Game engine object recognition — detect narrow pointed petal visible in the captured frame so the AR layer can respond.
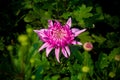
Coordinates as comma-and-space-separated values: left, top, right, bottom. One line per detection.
71, 28, 80, 33
55, 48, 60, 62
66, 18, 71, 27
34, 29, 47, 33
77, 42, 82, 45
33, 30, 40, 33
39, 43, 49, 51
65, 46, 70, 56
48, 20, 53, 27
34, 29, 47, 37
72, 28, 86, 37
72, 41, 82, 45
62, 47, 68, 58
46, 46, 53, 57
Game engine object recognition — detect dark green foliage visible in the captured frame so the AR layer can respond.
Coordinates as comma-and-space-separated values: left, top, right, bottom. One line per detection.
0, 0, 120, 80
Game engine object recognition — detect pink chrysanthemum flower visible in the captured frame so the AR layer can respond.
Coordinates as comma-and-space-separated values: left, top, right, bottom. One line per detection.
34, 18, 86, 62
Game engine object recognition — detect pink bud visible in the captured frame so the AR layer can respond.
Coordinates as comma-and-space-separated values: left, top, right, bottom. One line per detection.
83, 42, 93, 51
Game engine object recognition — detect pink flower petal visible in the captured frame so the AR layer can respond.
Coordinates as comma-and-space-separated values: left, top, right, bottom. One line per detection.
55, 48, 60, 62
62, 47, 68, 58
72, 28, 86, 37
38, 43, 49, 51
54, 20, 61, 27
66, 18, 71, 27
77, 42, 82, 45
72, 41, 82, 45
65, 46, 70, 56
34, 29, 47, 37
48, 20, 53, 27
34, 29, 47, 33
33, 30, 40, 33
71, 28, 80, 33
46, 46, 53, 57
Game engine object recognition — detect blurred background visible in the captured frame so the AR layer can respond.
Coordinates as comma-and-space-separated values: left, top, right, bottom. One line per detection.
0, 0, 120, 80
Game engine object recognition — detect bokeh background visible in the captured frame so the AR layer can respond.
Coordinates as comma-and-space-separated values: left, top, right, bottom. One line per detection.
0, 0, 120, 80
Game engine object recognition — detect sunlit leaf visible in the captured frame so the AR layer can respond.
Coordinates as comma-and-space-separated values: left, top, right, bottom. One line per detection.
78, 32, 95, 43
96, 53, 109, 69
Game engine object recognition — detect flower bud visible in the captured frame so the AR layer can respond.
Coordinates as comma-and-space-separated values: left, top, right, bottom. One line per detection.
7, 45, 13, 51
115, 54, 120, 61
109, 72, 115, 78
18, 34, 28, 42
82, 66, 90, 73
18, 34, 28, 46
26, 27, 33, 34
83, 42, 93, 51
31, 75, 35, 80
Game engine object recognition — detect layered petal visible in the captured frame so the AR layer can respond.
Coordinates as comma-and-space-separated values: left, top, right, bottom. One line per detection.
54, 20, 61, 27
66, 18, 71, 27
46, 46, 53, 57
65, 46, 70, 56
34, 29, 46, 34
72, 28, 86, 37
39, 43, 49, 51
48, 20, 53, 28
62, 47, 68, 58
71, 40, 82, 45
34, 29, 47, 38
71, 28, 80, 33
55, 48, 60, 62
33, 30, 40, 33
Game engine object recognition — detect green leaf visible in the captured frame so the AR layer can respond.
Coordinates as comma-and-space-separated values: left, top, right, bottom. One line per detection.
35, 66, 43, 80
82, 51, 94, 76
73, 4, 93, 27
108, 47, 120, 62
95, 7, 104, 20
62, 77, 70, 80
22, 1, 33, 9
78, 19, 85, 27
77, 73, 83, 80
74, 4, 93, 19
82, 51, 93, 66
78, 32, 95, 43
51, 75, 60, 80
24, 15, 33, 22
97, 53, 109, 69
13, 58, 21, 72
70, 45, 83, 63
61, 12, 71, 19
33, 0, 41, 3
24, 11, 36, 22
92, 34, 106, 44
71, 75, 78, 80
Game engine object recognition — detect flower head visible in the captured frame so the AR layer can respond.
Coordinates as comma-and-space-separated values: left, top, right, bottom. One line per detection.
34, 18, 86, 62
